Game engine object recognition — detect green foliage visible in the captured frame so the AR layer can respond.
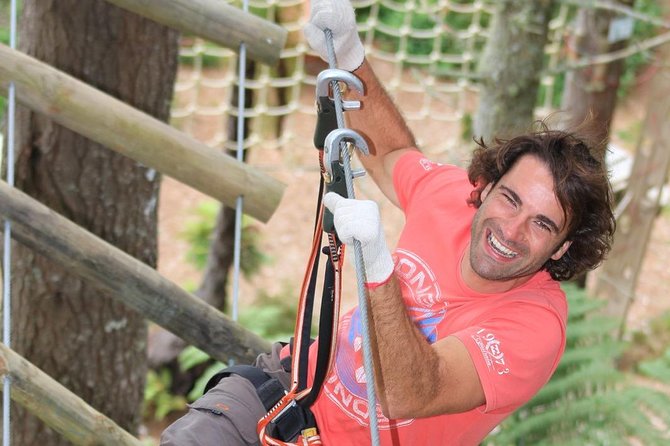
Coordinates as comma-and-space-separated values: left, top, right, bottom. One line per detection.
634, 311, 670, 383
181, 200, 270, 276
143, 369, 187, 421
484, 284, 670, 445
639, 347, 670, 383
238, 283, 302, 342
178, 346, 226, 402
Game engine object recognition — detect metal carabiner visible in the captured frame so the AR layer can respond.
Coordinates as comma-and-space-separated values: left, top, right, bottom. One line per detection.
322, 128, 369, 233
313, 69, 365, 149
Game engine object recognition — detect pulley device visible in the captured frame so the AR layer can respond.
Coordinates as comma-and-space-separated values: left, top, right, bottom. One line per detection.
257, 29, 381, 446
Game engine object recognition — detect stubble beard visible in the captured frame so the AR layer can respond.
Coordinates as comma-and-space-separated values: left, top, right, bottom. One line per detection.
469, 215, 544, 283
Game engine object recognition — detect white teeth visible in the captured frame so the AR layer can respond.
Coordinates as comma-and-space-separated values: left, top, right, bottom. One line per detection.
488, 233, 517, 258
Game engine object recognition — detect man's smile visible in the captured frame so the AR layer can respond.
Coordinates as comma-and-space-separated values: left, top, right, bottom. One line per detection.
486, 228, 519, 259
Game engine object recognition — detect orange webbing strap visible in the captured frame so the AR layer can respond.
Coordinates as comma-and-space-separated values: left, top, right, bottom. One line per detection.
257, 151, 344, 446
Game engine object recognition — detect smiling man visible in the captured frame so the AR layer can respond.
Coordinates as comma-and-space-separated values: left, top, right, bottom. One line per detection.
296, 0, 616, 442
160, 0, 616, 444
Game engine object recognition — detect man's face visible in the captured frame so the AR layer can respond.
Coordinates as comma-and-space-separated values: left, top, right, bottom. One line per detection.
466, 154, 572, 290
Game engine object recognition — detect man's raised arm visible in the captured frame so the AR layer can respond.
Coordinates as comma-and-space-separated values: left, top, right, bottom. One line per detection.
304, 0, 419, 206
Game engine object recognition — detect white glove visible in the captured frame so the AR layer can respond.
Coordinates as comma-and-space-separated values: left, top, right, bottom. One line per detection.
323, 192, 394, 285
303, 0, 365, 72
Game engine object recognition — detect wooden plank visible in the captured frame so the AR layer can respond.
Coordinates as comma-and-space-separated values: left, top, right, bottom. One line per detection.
0, 181, 272, 364
0, 44, 285, 223
0, 343, 142, 446
105, 0, 287, 65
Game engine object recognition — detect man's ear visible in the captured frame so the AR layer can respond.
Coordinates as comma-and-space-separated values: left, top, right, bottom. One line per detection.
551, 240, 572, 261
480, 182, 494, 201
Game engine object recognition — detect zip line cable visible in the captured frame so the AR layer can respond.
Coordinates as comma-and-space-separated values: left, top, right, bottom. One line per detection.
3, 1, 18, 444
323, 28, 381, 446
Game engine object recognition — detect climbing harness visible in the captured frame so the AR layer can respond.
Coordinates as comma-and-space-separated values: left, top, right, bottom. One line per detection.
256, 28, 381, 446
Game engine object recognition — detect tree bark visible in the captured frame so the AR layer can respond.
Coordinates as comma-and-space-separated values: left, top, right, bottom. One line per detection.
560, 1, 634, 289
474, 0, 554, 142
10, 1, 178, 444
560, 1, 635, 158
594, 42, 670, 335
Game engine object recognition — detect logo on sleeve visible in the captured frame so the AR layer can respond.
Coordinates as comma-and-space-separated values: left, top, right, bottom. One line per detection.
472, 328, 510, 376
419, 158, 443, 171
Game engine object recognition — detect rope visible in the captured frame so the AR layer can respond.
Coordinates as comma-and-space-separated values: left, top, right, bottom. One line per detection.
323, 28, 381, 446
230, 0, 250, 367
3, 1, 18, 444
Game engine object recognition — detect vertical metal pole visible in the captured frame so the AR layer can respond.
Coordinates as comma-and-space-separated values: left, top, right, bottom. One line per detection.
3, 1, 18, 444
230, 0, 249, 366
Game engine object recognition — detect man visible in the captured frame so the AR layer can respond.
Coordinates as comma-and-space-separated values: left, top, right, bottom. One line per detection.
161, 0, 616, 444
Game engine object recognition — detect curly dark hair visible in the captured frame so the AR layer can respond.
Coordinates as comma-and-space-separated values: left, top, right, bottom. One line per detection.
466, 125, 616, 281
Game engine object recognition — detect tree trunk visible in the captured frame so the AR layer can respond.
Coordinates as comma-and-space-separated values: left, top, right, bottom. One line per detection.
594, 42, 670, 335
560, 1, 635, 157
10, 1, 178, 444
560, 1, 634, 288
474, 0, 554, 142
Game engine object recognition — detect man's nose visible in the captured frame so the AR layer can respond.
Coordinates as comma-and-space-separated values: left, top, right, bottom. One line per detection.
501, 216, 526, 243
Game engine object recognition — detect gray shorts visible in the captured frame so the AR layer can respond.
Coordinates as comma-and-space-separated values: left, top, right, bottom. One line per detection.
160, 343, 292, 446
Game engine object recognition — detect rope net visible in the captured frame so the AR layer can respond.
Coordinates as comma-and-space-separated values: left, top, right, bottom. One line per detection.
170, 0, 662, 167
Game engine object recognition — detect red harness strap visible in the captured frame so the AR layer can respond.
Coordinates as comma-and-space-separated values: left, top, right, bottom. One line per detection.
257, 151, 345, 446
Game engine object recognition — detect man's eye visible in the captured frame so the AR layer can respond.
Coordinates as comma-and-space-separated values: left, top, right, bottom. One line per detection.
503, 194, 515, 206
536, 221, 551, 232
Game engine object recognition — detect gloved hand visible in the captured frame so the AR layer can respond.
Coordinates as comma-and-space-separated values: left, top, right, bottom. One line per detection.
323, 192, 394, 286
303, 0, 365, 72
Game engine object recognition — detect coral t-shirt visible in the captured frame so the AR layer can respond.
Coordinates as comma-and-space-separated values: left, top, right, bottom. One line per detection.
309, 151, 567, 445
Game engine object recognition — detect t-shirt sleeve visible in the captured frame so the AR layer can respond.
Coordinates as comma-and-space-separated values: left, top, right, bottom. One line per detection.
452, 300, 566, 413
392, 150, 466, 212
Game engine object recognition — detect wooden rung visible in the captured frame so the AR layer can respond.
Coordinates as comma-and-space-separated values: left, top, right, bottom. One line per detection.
105, 0, 287, 66
0, 44, 286, 223
0, 343, 143, 446
0, 181, 271, 365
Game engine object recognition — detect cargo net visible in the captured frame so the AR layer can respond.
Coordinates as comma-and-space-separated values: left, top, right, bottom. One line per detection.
170, 0, 665, 168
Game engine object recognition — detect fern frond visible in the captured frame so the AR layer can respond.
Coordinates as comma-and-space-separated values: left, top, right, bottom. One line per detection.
565, 316, 619, 344
625, 386, 670, 438
489, 391, 624, 445
565, 293, 606, 320
638, 348, 670, 383
527, 362, 623, 409
555, 340, 626, 374
615, 405, 669, 446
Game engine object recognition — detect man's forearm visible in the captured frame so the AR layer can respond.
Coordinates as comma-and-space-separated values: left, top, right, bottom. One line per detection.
366, 276, 442, 419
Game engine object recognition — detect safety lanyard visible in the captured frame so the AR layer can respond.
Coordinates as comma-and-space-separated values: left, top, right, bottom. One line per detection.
258, 28, 380, 446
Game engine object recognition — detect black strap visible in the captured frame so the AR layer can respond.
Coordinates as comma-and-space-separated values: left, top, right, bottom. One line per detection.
204, 364, 271, 395
297, 251, 320, 392
300, 249, 338, 408
267, 399, 318, 442
313, 96, 338, 150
